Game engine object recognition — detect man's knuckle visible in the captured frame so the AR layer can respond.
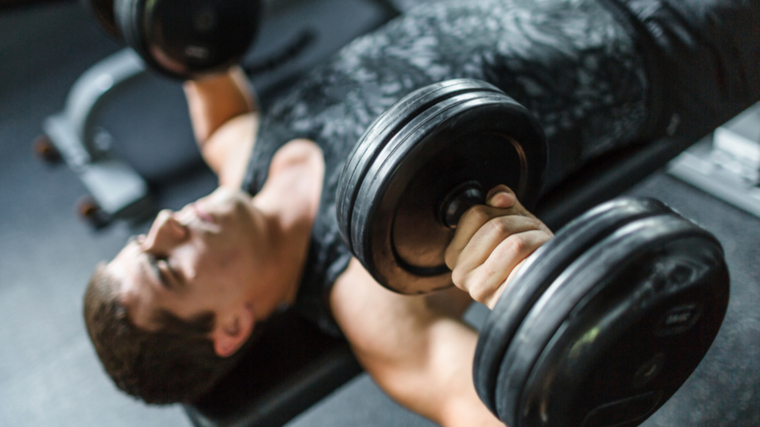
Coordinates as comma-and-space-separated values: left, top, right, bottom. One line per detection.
527, 217, 546, 230
468, 275, 496, 303
487, 217, 511, 235
504, 234, 529, 255
469, 284, 488, 303
466, 205, 490, 223
451, 266, 465, 286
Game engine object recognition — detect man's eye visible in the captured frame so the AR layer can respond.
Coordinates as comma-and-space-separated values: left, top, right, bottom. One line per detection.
157, 258, 181, 288
147, 254, 173, 289
157, 258, 172, 274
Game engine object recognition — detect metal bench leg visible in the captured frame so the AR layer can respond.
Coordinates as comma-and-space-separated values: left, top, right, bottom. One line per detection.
40, 48, 153, 226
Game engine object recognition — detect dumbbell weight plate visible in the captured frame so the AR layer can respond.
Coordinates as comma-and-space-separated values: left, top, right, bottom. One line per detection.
337, 79, 507, 256
115, 0, 262, 80
473, 197, 674, 415
339, 80, 547, 294
495, 212, 729, 427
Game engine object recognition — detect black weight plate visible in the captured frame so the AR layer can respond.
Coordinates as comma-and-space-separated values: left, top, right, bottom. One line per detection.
495, 214, 729, 427
474, 197, 672, 415
116, 0, 261, 80
146, 0, 261, 77
352, 89, 547, 294
337, 79, 505, 255
350, 90, 509, 271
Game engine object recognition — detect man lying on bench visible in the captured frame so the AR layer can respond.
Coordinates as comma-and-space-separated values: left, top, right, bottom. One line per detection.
83, 0, 759, 426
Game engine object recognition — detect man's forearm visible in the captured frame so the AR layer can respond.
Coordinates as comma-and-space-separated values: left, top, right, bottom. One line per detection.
182, 66, 259, 185
183, 66, 258, 146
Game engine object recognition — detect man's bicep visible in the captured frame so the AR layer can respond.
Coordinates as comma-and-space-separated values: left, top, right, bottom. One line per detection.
330, 258, 504, 427
331, 258, 442, 365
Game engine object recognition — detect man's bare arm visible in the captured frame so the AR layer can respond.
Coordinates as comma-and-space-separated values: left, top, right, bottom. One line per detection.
182, 66, 260, 187
330, 258, 505, 427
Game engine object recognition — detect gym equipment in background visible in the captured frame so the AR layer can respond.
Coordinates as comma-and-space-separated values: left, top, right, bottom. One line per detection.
337, 79, 730, 427
669, 102, 760, 218
34, 0, 401, 228
34, 48, 151, 227
33, 0, 263, 227
34, 0, 262, 226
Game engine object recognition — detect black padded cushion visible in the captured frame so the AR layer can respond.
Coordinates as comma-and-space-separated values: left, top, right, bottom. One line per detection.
185, 309, 362, 427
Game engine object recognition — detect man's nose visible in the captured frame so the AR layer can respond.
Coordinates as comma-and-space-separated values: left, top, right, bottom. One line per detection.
142, 210, 189, 253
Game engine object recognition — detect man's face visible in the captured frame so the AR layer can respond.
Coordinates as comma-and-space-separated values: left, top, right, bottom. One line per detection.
107, 187, 263, 332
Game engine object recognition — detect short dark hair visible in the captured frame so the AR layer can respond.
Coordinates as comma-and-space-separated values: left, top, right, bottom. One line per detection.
83, 263, 242, 404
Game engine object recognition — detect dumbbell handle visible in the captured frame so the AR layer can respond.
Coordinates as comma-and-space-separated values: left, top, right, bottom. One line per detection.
438, 181, 486, 229
441, 182, 555, 310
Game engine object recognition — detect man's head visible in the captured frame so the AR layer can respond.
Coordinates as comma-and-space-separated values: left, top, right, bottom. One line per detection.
83, 187, 289, 403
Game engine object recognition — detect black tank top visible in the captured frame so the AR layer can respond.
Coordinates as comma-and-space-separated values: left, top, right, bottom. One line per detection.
242, 0, 759, 336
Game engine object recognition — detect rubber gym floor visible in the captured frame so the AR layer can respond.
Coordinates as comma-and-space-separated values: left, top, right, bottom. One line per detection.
0, 2, 757, 427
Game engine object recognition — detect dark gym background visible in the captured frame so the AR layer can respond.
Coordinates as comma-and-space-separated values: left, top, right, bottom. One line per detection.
0, 1, 757, 426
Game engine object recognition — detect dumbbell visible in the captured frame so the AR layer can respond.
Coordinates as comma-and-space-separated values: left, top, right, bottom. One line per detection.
336, 79, 730, 427
83, 0, 262, 79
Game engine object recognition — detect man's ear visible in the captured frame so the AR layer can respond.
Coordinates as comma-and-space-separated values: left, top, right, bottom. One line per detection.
211, 304, 255, 358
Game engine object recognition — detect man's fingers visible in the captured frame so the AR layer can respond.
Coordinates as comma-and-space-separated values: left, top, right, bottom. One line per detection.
443, 184, 555, 306
486, 185, 517, 209
452, 229, 550, 308
445, 190, 545, 271
445, 204, 515, 270
447, 214, 546, 275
